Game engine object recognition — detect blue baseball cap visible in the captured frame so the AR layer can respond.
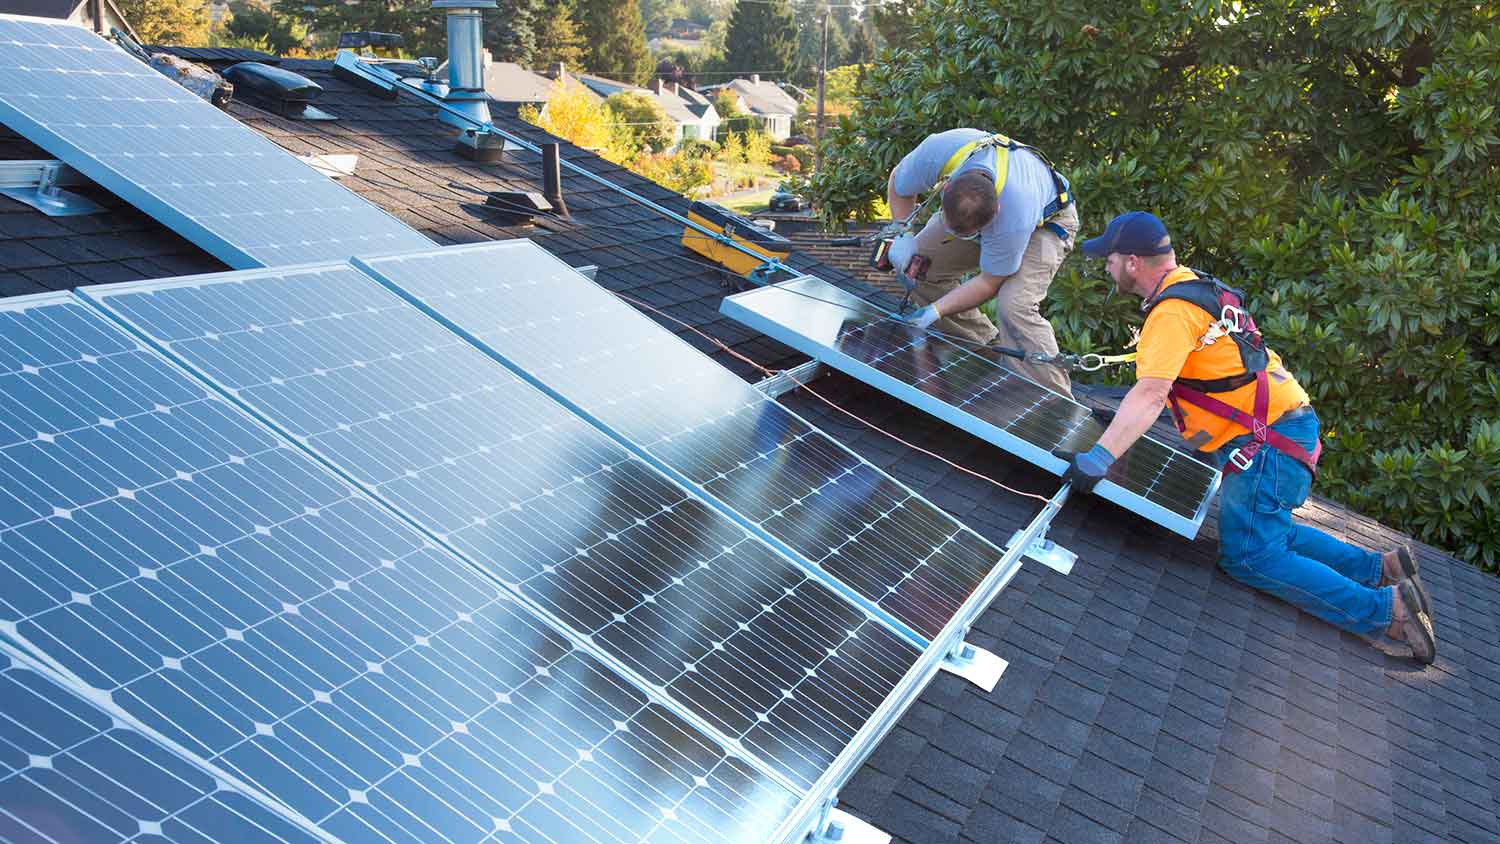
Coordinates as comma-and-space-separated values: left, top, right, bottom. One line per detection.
1081, 211, 1172, 258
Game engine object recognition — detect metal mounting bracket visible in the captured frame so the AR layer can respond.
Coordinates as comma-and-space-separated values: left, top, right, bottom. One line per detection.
806, 807, 890, 844
939, 639, 1008, 692
1008, 530, 1076, 575
0, 160, 103, 216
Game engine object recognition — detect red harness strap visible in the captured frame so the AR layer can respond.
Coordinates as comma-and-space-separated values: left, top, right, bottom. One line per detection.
1168, 369, 1322, 477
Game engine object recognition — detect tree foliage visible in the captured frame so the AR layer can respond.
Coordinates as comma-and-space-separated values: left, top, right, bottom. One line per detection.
487, 0, 542, 64
532, 0, 586, 70
121, 0, 211, 45
605, 91, 675, 152
577, 0, 655, 83
724, 0, 796, 80
224, 0, 304, 55
519, 81, 635, 163
276, 0, 441, 57
814, 0, 1500, 568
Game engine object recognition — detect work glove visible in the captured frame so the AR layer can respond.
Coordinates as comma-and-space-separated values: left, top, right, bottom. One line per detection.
887, 233, 918, 274
1051, 443, 1115, 494
905, 304, 941, 330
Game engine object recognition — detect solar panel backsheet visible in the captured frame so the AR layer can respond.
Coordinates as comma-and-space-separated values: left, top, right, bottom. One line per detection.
0, 648, 322, 844
0, 14, 431, 269
720, 276, 1220, 538
353, 241, 1010, 643
87, 264, 921, 791
0, 293, 800, 843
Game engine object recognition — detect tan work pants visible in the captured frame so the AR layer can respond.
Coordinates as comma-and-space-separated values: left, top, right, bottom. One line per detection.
910, 202, 1078, 397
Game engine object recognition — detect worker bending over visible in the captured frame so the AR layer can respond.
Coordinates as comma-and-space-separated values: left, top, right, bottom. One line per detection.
1058, 212, 1436, 664
886, 128, 1078, 396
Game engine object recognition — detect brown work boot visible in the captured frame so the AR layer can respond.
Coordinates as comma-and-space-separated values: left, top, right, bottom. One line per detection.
1387, 580, 1436, 666
1381, 544, 1431, 619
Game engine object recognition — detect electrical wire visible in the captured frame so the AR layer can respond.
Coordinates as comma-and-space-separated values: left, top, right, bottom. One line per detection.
611, 290, 1052, 504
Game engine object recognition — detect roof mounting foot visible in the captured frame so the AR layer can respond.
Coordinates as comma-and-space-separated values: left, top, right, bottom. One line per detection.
939, 639, 1007, 692
1008, 530, 1076, 575
454, 127, 514, 162
0, 161, 103, 217
807, 807, 890, 844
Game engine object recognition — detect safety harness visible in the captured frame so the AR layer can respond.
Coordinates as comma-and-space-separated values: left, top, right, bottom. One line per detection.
937, 133, 1073, 237
1142, 271, 1322, 477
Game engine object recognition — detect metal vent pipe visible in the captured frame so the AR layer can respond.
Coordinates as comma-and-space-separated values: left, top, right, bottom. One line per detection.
432, 1, 494, 128
542, 143, 568, 216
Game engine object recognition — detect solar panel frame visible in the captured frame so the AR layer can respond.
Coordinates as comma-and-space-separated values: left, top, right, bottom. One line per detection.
0, 290, 811, 844
720, 276, 1222, 539
350, 241, 1020, 645
80, 263, 940, 795
0, 14, 432, 269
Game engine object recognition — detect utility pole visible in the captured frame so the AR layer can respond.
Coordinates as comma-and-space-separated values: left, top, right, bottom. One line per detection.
814, 8, 828, 173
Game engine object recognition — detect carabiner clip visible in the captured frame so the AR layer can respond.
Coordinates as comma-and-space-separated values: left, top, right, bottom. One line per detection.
1074, 353, 1107, 372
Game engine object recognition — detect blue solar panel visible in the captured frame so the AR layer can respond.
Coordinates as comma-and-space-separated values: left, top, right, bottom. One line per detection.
0, 15, 431, 268
353, 242, 1010, 642
0, 647, 323, 844
720, 277, 1221, 539
86, 264, 922, 791
0, 293, 802, 843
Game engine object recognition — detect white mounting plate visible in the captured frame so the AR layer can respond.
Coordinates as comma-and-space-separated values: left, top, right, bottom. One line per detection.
939, 644, 1008, 692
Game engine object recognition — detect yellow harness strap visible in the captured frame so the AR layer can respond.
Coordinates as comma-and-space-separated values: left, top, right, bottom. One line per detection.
937, 132, 1071, 208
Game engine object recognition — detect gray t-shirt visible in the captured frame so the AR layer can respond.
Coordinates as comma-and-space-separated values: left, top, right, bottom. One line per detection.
890, 128, 1058, 277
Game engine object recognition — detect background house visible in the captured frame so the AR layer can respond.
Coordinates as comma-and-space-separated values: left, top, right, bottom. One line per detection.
575, 71, 718, 149
707, 74, 799, 141
0, 0, 137, 38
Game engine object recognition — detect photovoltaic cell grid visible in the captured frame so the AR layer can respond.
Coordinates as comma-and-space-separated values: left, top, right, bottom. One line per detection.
720, 276, 1221, 538
88, 265, 920, 791
1, 651, 321, 844
0, 295, 800, 844
0, 15, 431, 269
355, 242, 1008, 642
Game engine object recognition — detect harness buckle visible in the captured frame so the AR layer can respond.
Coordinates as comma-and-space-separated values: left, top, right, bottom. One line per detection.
1227, 447, 1256, 473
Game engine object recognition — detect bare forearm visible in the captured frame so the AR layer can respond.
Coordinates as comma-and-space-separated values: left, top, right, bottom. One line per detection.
886, 172, 915, 223
933, 273, 1003, 317
1098, 379, 1171, 457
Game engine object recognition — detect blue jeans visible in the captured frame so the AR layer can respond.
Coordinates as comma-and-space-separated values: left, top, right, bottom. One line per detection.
1213, 410, 1391, 636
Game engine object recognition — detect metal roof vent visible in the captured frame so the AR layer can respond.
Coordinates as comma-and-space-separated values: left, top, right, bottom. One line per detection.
433, 0, 505, 161
484, 190, 552, 225
223, 62, 336, 120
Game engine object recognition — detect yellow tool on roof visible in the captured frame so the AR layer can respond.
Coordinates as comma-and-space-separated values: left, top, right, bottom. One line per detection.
682, 200, 792, 277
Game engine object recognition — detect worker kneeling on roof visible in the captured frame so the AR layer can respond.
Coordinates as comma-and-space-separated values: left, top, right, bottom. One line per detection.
886, 128, 1078, 397
1057, 211, 1438, 665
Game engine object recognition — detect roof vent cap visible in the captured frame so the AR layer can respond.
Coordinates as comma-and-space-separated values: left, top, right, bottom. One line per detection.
223, 62, 335, 120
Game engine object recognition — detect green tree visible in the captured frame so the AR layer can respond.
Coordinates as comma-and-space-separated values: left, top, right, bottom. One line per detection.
869, 0, 921, 51
487, 0, 542, 64
639, 0, 686, 37
532, 0, 586, 70
121, 0, 211, 45
723, 0, 796, 80
605, 91, 675, 152
224, 0, 304, 54
276, 0, 441, 57
577, 0, 655, 83
815, 0, 1500, 568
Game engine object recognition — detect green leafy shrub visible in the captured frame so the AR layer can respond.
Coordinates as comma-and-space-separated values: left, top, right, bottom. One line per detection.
814, 0, 1500, 569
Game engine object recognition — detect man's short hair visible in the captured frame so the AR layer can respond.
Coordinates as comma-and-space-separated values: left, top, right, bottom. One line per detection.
941, 170, 998, 234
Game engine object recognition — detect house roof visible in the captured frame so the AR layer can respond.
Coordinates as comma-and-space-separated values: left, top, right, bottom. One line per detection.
1, 53, 1496, 844
724, 76, 799, 116
574, 72, 704, 127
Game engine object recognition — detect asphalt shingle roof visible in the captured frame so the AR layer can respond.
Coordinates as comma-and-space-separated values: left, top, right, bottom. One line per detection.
2, 53, 1497, 844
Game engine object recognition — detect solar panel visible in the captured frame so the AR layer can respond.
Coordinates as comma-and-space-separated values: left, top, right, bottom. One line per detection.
352, 241, 1013, 643
0, 646, 323, 844
720, 276, 1221, 538
86, 264, 922, 791
0, 293, 803, 843
0, 15, 431, 269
